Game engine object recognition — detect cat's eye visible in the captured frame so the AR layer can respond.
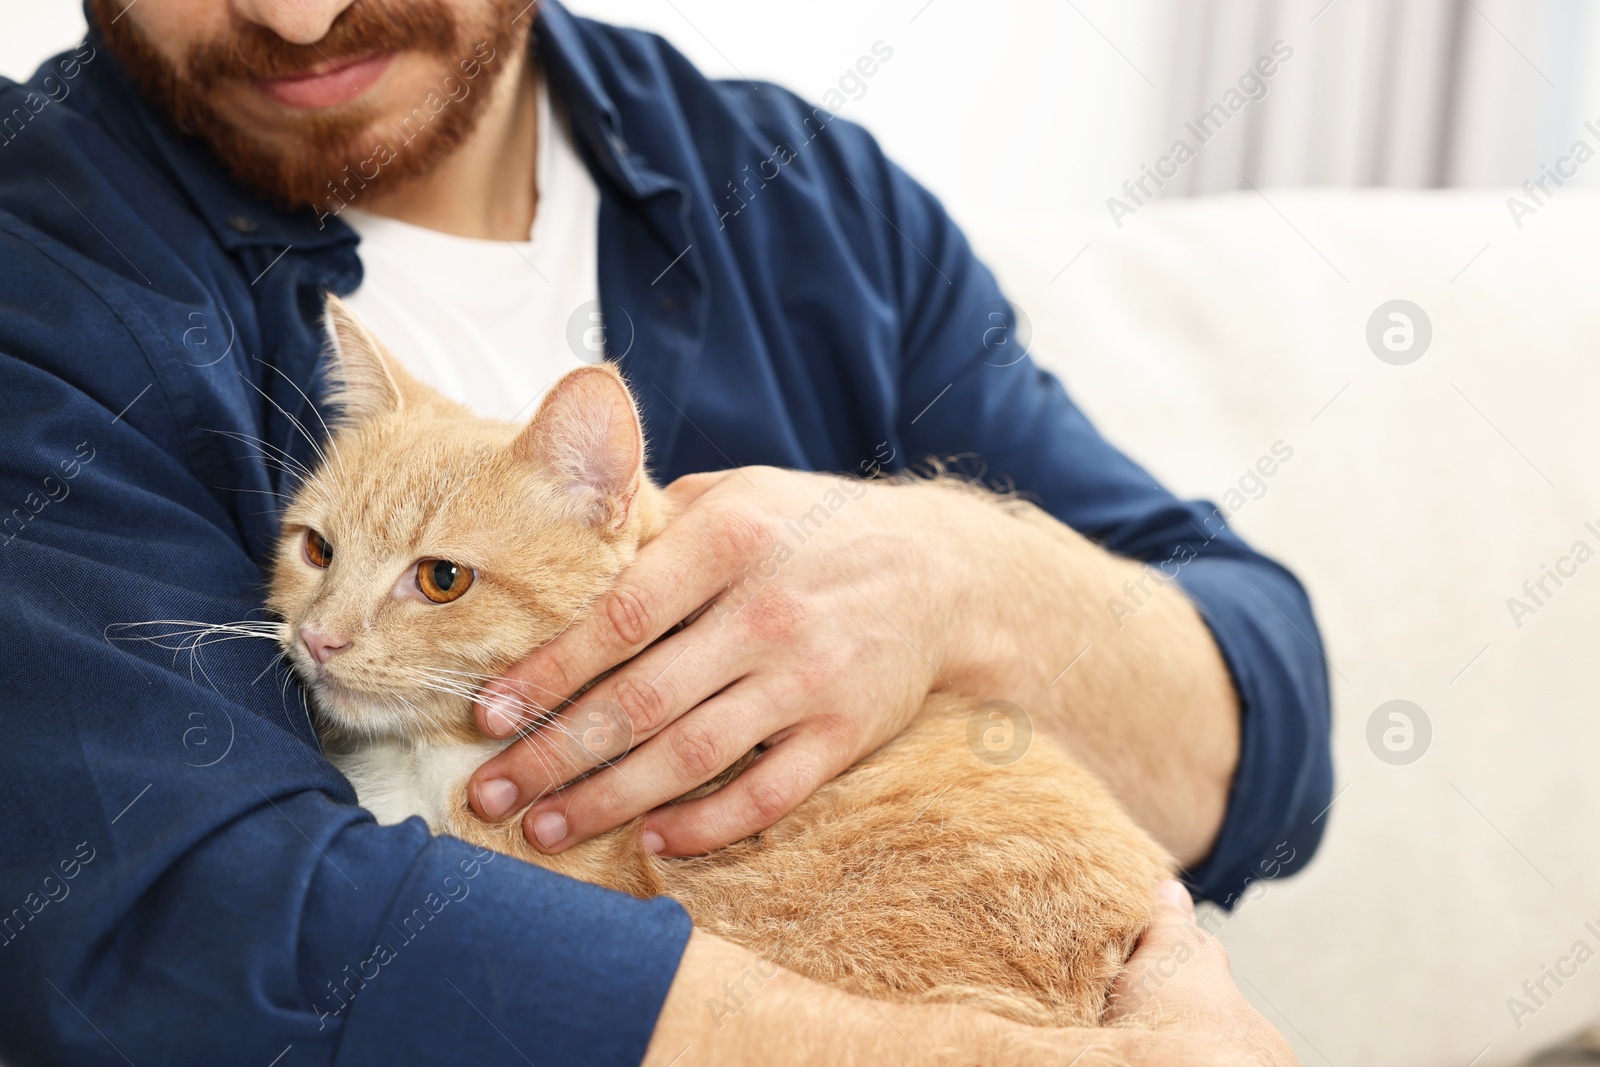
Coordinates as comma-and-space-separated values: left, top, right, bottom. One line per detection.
416, 559, 474, 603
304, 530, 333, 568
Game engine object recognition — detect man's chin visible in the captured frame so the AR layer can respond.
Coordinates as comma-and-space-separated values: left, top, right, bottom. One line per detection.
186, 107, 379, 212
92, 0, 524, 213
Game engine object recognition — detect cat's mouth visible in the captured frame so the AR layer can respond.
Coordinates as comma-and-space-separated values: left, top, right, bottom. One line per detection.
308, 675, 394, 719
299, 671, 473, 748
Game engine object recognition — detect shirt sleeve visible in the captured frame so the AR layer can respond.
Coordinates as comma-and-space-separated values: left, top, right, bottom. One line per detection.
838, 136, 1334, 906
0, 239, 690, 1066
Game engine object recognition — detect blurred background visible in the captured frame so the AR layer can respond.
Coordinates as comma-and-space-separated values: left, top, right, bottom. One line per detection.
6, 3, 1599, 1067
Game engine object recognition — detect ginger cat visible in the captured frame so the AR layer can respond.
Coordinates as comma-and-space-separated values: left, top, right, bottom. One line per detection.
267, 296, 1174, 1027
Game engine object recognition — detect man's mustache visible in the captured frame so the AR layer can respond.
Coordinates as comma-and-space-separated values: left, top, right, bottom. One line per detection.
185, 1, 464, 85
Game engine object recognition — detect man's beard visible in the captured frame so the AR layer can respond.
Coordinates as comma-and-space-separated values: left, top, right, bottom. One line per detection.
90, 0, 524, 212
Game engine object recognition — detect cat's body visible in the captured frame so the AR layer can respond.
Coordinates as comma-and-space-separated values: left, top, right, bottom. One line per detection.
274, 298, 1173, 1028
328, 695, 1167, 1026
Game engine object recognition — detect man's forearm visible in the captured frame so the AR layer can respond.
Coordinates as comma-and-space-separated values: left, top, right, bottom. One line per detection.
927, 485, 1241, 867
645, 930, 1163, 1067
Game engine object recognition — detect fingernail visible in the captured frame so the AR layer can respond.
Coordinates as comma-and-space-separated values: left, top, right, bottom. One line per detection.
531, 810, 567, 849
641, 829, 665, 854
1157, 879, 1194, 915
482, 690, 525, 738
477, 778, 518, 819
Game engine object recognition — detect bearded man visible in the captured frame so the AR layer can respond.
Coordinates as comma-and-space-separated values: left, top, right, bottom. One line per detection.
0, 2, 1325, 1063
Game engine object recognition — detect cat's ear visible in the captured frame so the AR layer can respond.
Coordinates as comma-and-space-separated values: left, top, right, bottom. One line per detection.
515, 364, 644, 530
322, 293, 408, 425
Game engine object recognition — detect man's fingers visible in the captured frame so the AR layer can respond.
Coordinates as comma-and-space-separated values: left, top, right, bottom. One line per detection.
641, 731, 841, 856
469, 701, 626, 821
1156, 878, 1196, 919
1110, 882, 1298, 1064
473, 499, 767, 737
469, 628, 746, 817
1107, 880, 1231, 1025
517, 682, 780, 852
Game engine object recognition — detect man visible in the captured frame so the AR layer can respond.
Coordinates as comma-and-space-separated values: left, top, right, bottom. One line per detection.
0, 0, 1327, 1062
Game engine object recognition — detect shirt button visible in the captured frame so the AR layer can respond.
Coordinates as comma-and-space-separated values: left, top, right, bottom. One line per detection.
226, 215, 258, 233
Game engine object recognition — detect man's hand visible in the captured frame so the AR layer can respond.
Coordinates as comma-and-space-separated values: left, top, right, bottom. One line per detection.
468, 466, 962, 856
1106, 881, 1298, 1065
468, 459, 1239, 867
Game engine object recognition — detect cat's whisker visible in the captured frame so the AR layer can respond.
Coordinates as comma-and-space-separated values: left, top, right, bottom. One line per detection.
238, 372, 337, 481
408, 680, 480, 703
543, 607, 586, 647
250, 648, 291, 687
208, 428, 315, 485
107, 618, 288, 653
458, 670, 572, 710
106, 619, 290, 700
297, 685, 316, 742
218, 485, 293, 506
392, 671, 624, 778
208, 428, 315, 478
412, 665, 503, 683
407, 666, 534, 702
410, 664, 573, 709
406, 668, 499, 694
254, 356, 348, 480
243, 458, 305, 488
403, 670, 585, 743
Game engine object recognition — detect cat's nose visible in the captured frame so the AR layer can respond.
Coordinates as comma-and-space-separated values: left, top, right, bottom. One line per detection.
300, 625, 351, 666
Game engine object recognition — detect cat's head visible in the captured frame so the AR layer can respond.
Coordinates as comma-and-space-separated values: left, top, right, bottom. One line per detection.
268, 295, 658, 742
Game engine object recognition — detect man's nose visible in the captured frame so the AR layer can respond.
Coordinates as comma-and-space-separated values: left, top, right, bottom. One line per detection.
230, 0, 356, 44
299, 625, 352, 666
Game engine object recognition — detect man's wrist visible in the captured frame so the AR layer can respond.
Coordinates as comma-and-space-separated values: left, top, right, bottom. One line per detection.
900, 480, 1097, 699
896, 479, 1239, 864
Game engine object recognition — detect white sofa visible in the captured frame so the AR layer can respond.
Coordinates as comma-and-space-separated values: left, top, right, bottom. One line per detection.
978, 188, 1600, 1066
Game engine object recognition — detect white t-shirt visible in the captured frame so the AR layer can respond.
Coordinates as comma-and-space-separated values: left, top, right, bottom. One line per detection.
343, 74, 601, 423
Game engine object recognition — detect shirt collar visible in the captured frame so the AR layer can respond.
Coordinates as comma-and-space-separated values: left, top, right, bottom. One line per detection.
535, 1, 682, 201
80, 0, 672, 257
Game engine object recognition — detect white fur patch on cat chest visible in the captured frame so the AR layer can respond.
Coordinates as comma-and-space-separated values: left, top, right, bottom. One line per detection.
332, 737, 506, 831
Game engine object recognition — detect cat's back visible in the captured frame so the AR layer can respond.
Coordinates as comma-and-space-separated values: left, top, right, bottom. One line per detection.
434, 692, 1170, 1026
653, 694, 1174, 1026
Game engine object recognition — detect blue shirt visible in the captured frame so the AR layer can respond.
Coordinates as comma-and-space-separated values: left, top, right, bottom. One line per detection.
0, 4, 1331, 1064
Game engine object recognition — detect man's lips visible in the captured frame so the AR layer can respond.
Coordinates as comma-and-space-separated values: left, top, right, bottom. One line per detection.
255, 52, 395, 109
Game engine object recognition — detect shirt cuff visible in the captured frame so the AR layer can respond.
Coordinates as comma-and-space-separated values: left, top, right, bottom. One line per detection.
1173, 553, 1334, 907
